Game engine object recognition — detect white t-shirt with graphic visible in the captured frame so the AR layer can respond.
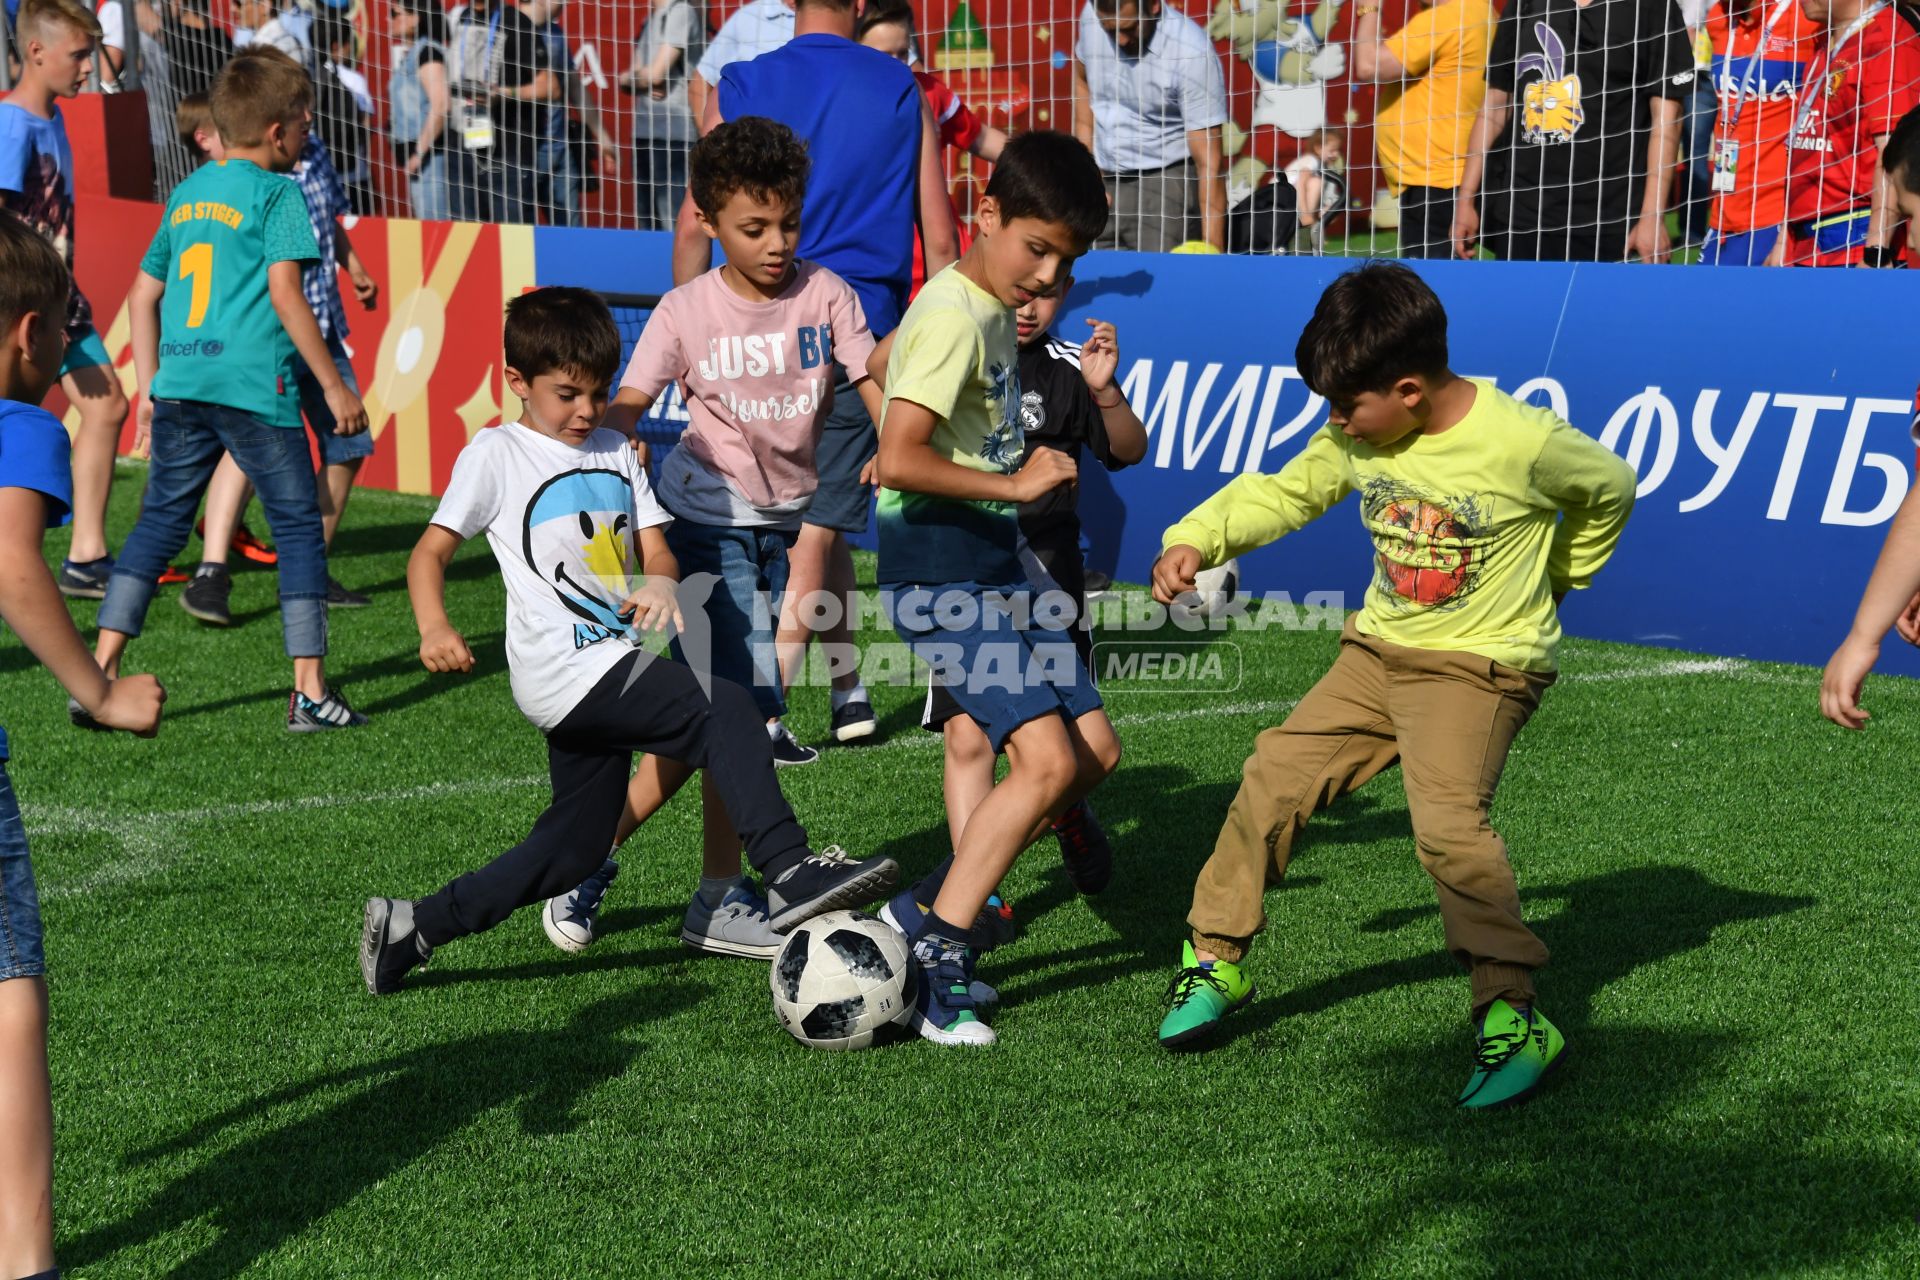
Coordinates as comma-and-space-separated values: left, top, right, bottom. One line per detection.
431, 421, 672, 731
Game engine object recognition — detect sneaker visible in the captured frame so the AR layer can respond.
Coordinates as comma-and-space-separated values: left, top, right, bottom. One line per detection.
764, 845, 898, 932
830, 698, 877, 743
230, 521, 278, 565
1054, 799, 1114, 895
179, 564, 232, 626
67, 696, 108, 732
58, 556, 113, 599
542, 858, 619, 954
360, 897, 431, 994
288, 687, 369, 732
906, 931, 996, 1046
1457, 1000, 1566, 1110
880, 888, 1015, 954
155, 565, 191, 586
769, 720, 818, 767
1083, 568, 1114, 597
326, 576, 371, 608
877, 892, 1001, 1007
1157, 941, 1255, 1049
680, 878, 781, 959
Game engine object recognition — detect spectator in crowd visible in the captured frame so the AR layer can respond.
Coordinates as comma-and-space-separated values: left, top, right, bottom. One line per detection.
620, 0, 704, 230
690, 0, 793, 128
1348, 0, 1494, 258
1073, 0, 1231, 252
448, 0, 556, 224
311, 7, 374, 213
1699, 0, 1819, 265
525, 0, 621, 226
94, 0, 190, 193
1774, 0, 1920, 265
1284, 125, 1344, 234
1453, 0, 1695, 261
678, 0, 959, 755
108, 0, 230, 104
389, 0, 451, 221
1676, 0, 1718, 247
235, 0, 311, 59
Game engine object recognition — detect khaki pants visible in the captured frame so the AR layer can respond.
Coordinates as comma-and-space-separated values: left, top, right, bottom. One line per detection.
1098, 160, 1198, 253
1190, 621, 1554, 1011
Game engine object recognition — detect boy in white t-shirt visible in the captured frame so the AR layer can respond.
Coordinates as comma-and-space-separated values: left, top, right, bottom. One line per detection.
359, 287, 897, 995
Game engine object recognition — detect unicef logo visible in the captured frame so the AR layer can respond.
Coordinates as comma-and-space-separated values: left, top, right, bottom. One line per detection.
201, 340, 224, 356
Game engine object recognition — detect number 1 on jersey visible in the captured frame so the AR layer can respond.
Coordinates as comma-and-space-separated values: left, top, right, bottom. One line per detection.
180, 242, 213, 328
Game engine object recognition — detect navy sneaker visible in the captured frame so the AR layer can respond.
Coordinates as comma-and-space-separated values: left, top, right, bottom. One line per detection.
830, 698, 877, 743
906, 930, 995, 1046
542, 858, 619, 954
1054, 799, 1113, 895
764, 845, 898, 932
58, 556, 113, 600
361, 897, 431, 994
769, 720, 818, 767
878, 890, 1002, 1009
881, 887, 1016, 954
179, 564, 232, 627
288, 688, 369, 732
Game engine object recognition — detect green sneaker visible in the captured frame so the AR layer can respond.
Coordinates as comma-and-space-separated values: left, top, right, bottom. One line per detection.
1157, 941, 1255, 1049
1457, 999, 1566, 1109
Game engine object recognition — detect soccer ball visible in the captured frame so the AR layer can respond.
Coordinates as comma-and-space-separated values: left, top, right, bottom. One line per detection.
1173, 557, 1242, 622
770, 910, 916, 1050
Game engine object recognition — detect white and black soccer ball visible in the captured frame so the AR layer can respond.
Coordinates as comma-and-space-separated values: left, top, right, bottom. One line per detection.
770, 910, 915, 1050
1173, 557, 1242, 622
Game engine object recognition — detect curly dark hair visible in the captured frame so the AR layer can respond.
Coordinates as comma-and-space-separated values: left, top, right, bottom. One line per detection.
689, 116, 811, 221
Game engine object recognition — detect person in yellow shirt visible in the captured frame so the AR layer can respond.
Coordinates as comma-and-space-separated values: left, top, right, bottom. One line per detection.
1151, 263, 1636, 1110
1350, 0, 1495, 257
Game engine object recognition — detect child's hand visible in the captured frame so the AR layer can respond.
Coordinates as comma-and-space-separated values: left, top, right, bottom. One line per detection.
1080, 319, 1120, 394
626, 434, 651, 469
132, 398, 153, 460
92, 674, 166, 738
620, 577, 683, 634
351, 268, 379, 310
420, 625, 475, 673
1151, 545, 1203, 605
1820, 632, 1880, 730
1008, 446, 1076, 502
1894, 589, 1920, 645
328, 384, 369, 436
859, 453, 878, 487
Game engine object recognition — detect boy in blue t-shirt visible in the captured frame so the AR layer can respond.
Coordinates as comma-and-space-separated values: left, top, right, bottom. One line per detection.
0, 215, 165, 1280
81, 48, 372, 733
871, 132, 1120, 1046
0, 0, 134, 602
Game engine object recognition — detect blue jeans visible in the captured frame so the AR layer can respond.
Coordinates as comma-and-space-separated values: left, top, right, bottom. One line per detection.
407, 149, 451, 221
100, 399, 329, 657
666, 519, 794, 721
0, 765, 45, 981
294, 332, 374, 467
535, 135, 580, 226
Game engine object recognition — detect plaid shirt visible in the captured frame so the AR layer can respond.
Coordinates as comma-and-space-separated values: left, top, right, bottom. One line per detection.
293, 134, 350, 341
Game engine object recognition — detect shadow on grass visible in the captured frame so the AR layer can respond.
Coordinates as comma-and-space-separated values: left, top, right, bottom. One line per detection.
158, 635, 507, 722
63, 976, 701, 1278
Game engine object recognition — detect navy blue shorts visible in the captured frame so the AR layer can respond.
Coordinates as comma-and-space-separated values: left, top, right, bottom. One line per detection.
0, 763, 46, 981
887, 582, 1103, 753
803, 365, 875, 534
294, 332, 374, 467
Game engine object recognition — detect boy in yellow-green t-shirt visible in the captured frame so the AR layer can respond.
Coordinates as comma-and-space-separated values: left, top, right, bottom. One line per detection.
1151, 263, 1636, 1109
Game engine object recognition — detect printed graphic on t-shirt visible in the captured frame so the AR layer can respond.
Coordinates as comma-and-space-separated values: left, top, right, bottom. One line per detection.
1361, 476, 1490, 610
693, 323, 836, 422
981, 360, 1023, 470
521, 468, 638, 650
1519, 23, 1586, 143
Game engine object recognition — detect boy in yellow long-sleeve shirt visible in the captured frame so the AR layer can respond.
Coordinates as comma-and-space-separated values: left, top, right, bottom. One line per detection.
1150, 263, 1636, 1109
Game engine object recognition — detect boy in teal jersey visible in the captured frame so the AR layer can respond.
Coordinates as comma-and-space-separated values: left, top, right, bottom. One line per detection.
81, 48, 373, 732
870, 131, 1120, 1047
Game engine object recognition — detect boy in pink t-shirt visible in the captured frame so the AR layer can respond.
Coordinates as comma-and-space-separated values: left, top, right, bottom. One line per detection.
552, 117, 882, 962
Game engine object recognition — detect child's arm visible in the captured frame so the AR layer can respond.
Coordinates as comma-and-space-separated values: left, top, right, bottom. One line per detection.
127, 269, 165, 458
1821, 483, 1920, 729
0, 490, 164, 734
1531, 421, 1638, 599
408, 524, 474, 672
620, 524, 683, 634
336, 221, 378, 310
866, 332, 896, 388
601, 387, 658, 442
268, 260, 368, 435
1078, 318, 1146, 466
877, 398, 1077, 503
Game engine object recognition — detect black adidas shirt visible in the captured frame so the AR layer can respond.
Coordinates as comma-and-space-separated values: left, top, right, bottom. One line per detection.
1017, 336, 1123, 529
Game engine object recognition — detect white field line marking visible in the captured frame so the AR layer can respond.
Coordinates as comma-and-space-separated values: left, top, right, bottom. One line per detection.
27, 655, 1804, 897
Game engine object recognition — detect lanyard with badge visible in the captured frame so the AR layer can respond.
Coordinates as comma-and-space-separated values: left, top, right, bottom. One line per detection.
1709, 0, 1799, 191
1786, 0, 1889, 157
463, 8, 503, 151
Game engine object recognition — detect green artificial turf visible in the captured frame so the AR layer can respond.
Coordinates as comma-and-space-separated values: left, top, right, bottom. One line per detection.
8, 462, 1919, 1278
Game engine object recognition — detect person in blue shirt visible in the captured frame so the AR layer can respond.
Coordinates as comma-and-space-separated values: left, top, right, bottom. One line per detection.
672, 0, 960, 756
0, 213, 164, 1280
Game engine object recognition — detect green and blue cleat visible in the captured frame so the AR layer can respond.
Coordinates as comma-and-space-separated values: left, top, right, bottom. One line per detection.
1157, 940, 1254, 1049
1457, 999, 1566, 1109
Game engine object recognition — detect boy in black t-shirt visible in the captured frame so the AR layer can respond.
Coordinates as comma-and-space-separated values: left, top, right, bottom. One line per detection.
448, 0, 555, 223
1453, 0, 1695, 262
902, 278, 1147, 944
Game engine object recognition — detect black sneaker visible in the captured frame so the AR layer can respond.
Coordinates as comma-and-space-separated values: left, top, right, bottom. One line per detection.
361, 897, 431, 994
1083, 569, 1114, 597
67, 696, 109, 732
288, 687, 370, 732
326, 576, 371, 608
179, 564, 232, 626
830, 698, 877, 743
58, 556, 113, 599
769, 720, 818, 767
1054, 799, 1113, 895
764, 845, 900, 932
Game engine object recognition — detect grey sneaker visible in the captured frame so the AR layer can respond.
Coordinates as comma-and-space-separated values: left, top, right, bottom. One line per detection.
58, 556, 113, 599
543, 858, 619, 953
361, 897, 431, 994
680, 878, 780, 959
179, 564, 232, 626
765, 845, 899, 932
